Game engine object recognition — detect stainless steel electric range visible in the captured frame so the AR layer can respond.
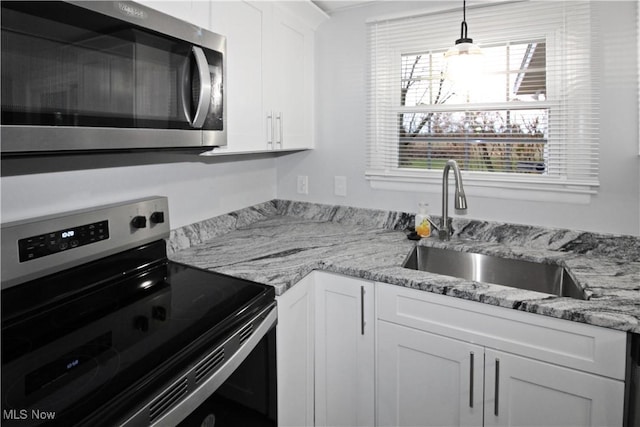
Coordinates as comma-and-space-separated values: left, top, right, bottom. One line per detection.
1, 197, 277, 426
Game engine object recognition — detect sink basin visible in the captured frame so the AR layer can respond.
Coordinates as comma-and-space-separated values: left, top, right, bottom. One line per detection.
403, 246, 587, 300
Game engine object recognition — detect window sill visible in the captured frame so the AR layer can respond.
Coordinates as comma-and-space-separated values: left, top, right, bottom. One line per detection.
366, 170, 598, 204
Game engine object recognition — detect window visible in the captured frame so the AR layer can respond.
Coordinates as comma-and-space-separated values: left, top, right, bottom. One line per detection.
367, 1, 599, 198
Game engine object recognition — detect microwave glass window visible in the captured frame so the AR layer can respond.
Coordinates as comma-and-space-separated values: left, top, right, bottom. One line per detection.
1, 2, 223, 131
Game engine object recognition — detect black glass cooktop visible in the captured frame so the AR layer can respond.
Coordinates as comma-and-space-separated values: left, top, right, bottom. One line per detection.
1, 240, 275, 427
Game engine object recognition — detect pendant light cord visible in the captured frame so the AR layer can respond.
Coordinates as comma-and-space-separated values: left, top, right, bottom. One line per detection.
457, 0, 472, 44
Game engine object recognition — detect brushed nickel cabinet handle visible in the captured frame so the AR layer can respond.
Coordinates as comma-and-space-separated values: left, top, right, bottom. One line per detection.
360, 286, 365, 335
266, 112, 273, 148
494, 358, 500, 416
469, 352, 474, 408
276, 112, 283, 148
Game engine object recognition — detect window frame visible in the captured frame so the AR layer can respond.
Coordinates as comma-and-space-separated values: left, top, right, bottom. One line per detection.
365, 1, 599, 202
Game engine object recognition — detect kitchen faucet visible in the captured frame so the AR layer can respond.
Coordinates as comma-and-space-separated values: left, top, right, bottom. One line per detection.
439, 159, 467, 240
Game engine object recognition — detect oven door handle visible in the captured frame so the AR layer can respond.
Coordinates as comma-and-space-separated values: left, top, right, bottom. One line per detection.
127, 304, 277, 427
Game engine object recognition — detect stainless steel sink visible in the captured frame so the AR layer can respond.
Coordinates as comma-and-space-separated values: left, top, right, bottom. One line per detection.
403, 246, 587, 300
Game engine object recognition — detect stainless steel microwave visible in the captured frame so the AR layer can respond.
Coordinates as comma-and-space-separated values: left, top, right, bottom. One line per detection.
1, 1, 226, 154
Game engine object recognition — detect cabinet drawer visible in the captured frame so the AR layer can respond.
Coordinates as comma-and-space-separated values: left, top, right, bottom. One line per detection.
376, 282, 626, 380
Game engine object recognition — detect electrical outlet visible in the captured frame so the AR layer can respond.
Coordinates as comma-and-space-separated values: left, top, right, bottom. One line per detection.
334, 176, 347, 197
297, 175, 309, 195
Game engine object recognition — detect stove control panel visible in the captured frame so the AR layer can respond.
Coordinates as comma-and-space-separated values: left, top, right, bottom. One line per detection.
18, 220, 109, 262
2, 196, 170, 290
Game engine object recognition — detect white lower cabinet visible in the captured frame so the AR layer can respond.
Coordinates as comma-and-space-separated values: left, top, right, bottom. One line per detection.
278, 277, 626, 427
276, 273, 315, 427
377, 321, 483, 427
484, 349, 625, 427
376, 282, 626, 427
314, 272, 375, 427
276, 272, 375, 427
378, 320, 624, 427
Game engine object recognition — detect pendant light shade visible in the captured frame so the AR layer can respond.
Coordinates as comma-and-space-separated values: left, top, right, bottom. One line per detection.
444, 0, 483, 87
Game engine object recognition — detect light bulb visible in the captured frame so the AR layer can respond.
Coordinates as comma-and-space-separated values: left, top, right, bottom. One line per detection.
444, 42, 484, 90
444, 1, 483, 91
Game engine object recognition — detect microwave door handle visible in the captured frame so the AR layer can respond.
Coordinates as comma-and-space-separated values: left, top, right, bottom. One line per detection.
179, 56, 191, 125
190, 46, 212, 128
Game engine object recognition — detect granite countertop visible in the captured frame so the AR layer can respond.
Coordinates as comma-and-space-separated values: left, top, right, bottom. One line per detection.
169, 200, 640, 334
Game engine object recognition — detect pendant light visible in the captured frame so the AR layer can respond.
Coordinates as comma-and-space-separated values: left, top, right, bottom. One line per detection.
444, 0, 483, 88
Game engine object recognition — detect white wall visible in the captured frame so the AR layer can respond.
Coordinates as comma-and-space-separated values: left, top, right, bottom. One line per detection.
276, 0, 640, 236
1, 156, 278, 229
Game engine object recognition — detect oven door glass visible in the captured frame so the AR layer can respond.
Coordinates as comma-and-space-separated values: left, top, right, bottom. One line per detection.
1, 1, 223, 131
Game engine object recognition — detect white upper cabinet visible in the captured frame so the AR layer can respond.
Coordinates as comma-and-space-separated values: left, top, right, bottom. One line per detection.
269, 5, 315, 151
210, 1, 271, 152
209, 1, 326, 153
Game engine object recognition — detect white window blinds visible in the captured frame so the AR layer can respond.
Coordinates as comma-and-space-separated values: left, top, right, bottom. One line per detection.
366, 1, 599, 194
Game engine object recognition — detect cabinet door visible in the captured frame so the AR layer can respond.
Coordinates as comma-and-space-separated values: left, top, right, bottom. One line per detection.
484, 349, 624, 427
377, 321, 484, 427
270, 6, 314, 150
315, 274, 375, 427
276, 273, 314, 427
210, 1, 271, 152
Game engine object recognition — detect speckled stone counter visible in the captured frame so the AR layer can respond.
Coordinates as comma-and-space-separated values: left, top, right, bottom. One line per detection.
169, 200, 640, 334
